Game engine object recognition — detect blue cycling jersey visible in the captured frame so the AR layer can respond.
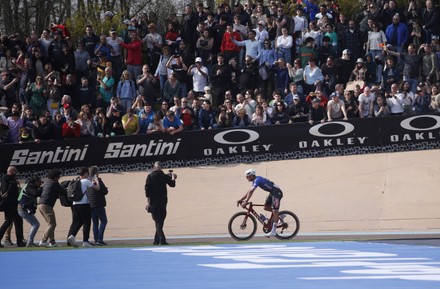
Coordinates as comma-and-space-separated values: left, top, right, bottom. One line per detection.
252, 176, 281, 194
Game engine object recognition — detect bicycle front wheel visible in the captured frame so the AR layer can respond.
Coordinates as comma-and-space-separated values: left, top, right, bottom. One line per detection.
275, 210, 300, 240
228, 212, 257, 241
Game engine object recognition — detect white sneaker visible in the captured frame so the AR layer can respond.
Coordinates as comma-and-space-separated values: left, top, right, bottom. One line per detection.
48, 243, 58, 248
82, 241, 94, 247
264, 230, 277, 238
67, 235, 78, 247
39, 240, 48, 247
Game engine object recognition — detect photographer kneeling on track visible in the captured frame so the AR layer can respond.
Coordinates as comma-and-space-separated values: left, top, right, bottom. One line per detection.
145, 161, 176, 245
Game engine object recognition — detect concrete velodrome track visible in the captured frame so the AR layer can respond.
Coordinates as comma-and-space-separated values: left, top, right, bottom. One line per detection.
14, 148, 440, 243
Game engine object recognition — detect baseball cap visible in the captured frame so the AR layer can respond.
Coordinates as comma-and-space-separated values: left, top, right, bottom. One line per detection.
110, 28, 116, 33
204, 86, 211, 91
258, 20, 265, 26
432, 35, 439, 40
356, 58, 364, 63
195, 57, 202, 63
63, 104, 70, 109
343, 49, 352, 55
312, 98, 320, 103
123, 19, 131, 25
293, 95, 300, 100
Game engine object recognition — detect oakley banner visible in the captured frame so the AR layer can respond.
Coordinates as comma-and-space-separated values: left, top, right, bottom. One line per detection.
1, 114, 439, 174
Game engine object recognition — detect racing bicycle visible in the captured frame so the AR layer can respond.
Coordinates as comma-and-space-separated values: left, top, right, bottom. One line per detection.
228, 202, 300, 241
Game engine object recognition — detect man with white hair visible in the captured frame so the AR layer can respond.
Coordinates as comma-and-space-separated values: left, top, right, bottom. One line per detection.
145, 162, 177, 245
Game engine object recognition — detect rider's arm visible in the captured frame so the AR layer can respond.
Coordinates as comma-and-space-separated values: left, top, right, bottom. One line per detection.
239, 187, 256, 204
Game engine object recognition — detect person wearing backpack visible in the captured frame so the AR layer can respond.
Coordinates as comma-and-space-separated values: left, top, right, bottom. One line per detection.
0, 166, 25, 248
17, 177, 43, 247
86, 166, 109, 246
37, 168, 65, 247
67, 167, 100, 248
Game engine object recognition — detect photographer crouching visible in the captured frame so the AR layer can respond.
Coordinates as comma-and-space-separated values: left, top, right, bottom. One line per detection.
144, 161, 176, 245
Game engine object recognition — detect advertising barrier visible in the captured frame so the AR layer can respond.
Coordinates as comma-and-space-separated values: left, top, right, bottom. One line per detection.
1, 114, 440, 176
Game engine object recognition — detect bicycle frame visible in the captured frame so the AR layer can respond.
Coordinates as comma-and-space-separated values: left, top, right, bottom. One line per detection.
243, 202, 272, 228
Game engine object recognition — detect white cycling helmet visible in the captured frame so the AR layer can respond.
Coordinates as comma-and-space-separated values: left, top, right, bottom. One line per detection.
245, 169, 256, 177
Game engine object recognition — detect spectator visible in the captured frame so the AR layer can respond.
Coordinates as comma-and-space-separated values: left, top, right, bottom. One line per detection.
163, 73, 181, 103
341, 20, 364, 61
233, 107, 251, 127
67, 167, 100, 248
147, 113, 165, 134
221, 23, 242, 62
259, 40, 277, 97
75, 111, 94, 137
254, 20, 269, 45
6, 110, 23, 143
97, 67, 115, 108
419, 43, 438, 85
308, 98, 326, 124
350, 58, 368, 82
273, 58, 290, 96
94, 107, 111, 138
37, 168, 65, 247
81, 25, 100, 58
26, 75, 46, 117
62, 118, 81, 138
271, 100, 289, 124
87, 166, 109, 246
32, 113, 55, 143
240, 55, 259, 93
0, 72, 19, 109
144, 161, 177, 245
61, 102, 77, 122
299, 37, 318, 68
413, 82, 431, 114
276, 27, 293, 64
155, 46, 172, 97
137, 64, 158, 106
187, 57, 208, 96
137, 101, 155, 134
196, 29, 214, 67
198, 99, 216, 130
251, 104, 270, 126
121, 108, 140, 135
358, 86, 376, 118
119, 30, 143, 82
285, 82, 304, 106
0, 166, 25, 247
232, 30, 262, 62
46, 77, 62, 118
169, 96, 183, 118
327, 94, 348, 121
163, 110, 183, 135
214, 105, 232, 128
374, 94, 390, 117
166, 54, 188, 97
303, 57, 324, 94
0, 117, 9, 143
385, 43, 422, 93
430, 85, 440, 112
210, 54, 231, 107
288, 96, 309, 123
385, 14, 408, 53
17, 176, 43, 247
334, 49, 354, 86
116, 70, 137, 113
77, 77, 94, 110
107, 28, 123, 80
343, 90, 359, 118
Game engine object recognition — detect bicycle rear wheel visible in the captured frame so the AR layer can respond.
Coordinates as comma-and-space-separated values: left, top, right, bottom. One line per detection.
228, 212, 257, 241
275, 210, 300, 240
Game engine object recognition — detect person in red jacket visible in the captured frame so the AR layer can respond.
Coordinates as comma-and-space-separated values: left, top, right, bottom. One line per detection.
119, 30, 143, 81
221, 23, 242, 62
62, 118, 81, 138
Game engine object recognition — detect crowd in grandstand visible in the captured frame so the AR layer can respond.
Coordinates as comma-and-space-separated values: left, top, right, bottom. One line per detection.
0, 0, 440, 144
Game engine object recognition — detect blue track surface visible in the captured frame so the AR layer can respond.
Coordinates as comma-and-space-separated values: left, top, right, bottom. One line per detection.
2, 241, 440, 289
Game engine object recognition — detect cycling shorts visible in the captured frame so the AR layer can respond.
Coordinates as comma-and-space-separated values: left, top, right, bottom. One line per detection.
265, 189, 283, 210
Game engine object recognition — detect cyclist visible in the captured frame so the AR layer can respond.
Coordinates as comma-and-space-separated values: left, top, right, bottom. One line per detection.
238, 169, 283, 237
